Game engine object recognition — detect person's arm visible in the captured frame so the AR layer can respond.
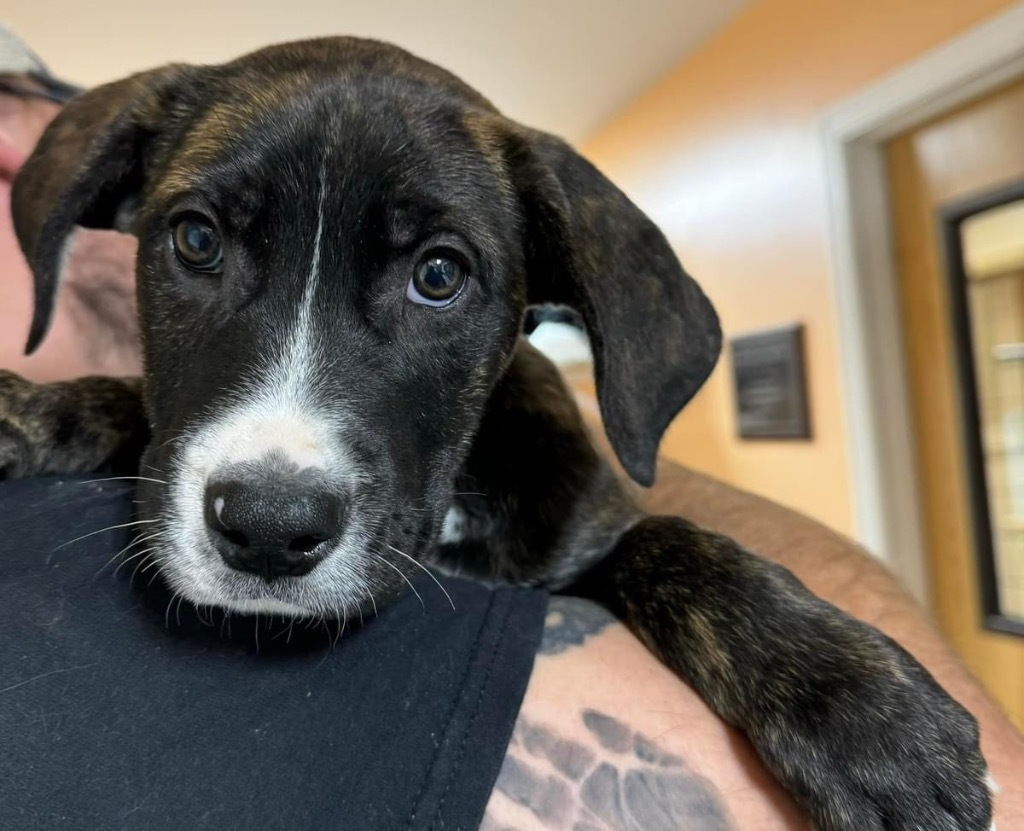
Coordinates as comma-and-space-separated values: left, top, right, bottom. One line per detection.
640, 458, 1024, 825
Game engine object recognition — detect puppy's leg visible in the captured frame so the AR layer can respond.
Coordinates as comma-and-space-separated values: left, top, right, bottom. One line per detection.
570, 518, 992, 831
0, 371, 148, 478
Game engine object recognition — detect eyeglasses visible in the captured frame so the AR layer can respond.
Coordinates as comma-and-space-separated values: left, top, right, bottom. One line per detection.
0, 76, 77, 105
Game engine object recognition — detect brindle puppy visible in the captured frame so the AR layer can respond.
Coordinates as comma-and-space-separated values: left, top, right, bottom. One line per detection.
1, 39, 993, 831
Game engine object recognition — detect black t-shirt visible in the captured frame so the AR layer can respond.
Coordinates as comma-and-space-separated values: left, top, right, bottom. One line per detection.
0, 476, 547, 830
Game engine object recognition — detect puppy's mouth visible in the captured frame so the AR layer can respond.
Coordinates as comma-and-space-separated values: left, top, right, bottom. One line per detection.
154, 552, 370, 619
161, 577, 321, 618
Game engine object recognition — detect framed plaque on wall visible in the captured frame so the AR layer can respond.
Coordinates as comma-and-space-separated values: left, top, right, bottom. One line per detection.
730, 323, 811, 440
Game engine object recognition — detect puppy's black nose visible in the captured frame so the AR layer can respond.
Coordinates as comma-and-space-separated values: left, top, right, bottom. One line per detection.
204, 475, 345, 582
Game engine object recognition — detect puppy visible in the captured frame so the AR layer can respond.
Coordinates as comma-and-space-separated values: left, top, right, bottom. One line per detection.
1, 38, 993, 830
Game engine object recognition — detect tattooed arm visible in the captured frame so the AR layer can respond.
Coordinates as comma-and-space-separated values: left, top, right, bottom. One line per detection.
481, 597, 808, 830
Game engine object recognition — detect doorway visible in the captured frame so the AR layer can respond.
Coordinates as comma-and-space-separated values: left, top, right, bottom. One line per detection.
886, 79, 1024, 727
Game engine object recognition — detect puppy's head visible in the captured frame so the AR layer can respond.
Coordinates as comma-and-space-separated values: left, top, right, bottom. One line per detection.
12, 38, 720, 617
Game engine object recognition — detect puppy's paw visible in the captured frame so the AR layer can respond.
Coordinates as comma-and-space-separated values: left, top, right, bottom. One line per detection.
0, 421, 36, 479
757, 629, 993, 831
0, 372, 46, 479
0, 371, 147, 478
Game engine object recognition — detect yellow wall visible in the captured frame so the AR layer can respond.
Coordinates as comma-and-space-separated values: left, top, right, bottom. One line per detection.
582, 0, 1020, 536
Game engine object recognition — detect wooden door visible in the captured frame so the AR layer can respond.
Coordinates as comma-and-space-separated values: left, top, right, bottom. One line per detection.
886, 78, 1024, 728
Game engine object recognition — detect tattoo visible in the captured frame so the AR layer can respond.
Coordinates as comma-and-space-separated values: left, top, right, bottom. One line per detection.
512, 718, 596, 781
538, 597, 617, 656
581, 711, 631, 754
484, 709, 733, 830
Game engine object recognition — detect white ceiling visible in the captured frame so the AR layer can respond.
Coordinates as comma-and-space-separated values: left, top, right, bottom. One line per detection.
5, 0, 749, 142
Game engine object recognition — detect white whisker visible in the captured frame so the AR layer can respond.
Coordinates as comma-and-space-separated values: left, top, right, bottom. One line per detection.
315, 616, 335, 668
333, 605, 346, 651
144, 559, 165, 582
165, 590, 180, 629
220, 611, 233, 640
53, 518, 160, 554
108, 531, 165, 579
95, 534, 150, 578
78, 475, 168, 486
386, 544, 455, 611
370, 551, 424, 610
129, 552, 156, 588
155, 434, 187, 451
106, 545, 152, 580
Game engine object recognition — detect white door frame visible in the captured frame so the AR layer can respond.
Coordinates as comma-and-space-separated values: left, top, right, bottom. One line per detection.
821, 2, 1024, 604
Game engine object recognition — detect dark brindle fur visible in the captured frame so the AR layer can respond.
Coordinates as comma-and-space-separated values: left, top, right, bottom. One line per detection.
0, 38, 993, 830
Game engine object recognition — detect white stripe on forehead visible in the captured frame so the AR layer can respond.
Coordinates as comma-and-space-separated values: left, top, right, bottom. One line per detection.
191, 161, 337, 473
247, 159, 331, 467
280, 160, 328, 399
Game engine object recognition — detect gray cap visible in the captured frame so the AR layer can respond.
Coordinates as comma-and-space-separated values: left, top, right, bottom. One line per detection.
0, 24, 81, 102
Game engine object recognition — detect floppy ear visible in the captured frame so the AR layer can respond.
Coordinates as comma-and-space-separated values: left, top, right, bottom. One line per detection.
506, 127, 722, 486
11, 65, 192, 354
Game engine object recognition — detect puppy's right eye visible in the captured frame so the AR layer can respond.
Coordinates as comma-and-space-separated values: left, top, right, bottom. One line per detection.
172, 216, 223, 273
407, 251, 467, 307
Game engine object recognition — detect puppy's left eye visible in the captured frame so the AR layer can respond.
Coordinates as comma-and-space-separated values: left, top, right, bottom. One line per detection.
407, 251, 467, 307
172, 216, 223, 274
